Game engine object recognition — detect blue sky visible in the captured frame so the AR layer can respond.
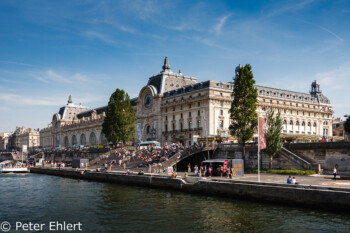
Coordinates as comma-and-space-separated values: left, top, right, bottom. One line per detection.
0, 0, 349, 132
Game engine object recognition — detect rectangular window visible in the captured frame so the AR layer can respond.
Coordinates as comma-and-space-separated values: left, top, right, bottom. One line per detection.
189, 112, 191, 117
198, 110, 200, 116
219, 120, 224, 129
220, 110, 223, 115
198, 102, 200, 107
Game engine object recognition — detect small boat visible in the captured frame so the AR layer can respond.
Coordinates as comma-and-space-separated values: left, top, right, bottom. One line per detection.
0, 167, 29, 173
0, 160, 30, 173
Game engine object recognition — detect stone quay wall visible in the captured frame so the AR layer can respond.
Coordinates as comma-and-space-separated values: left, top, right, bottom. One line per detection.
284, 142, 350, 172
30, 168, 350, 212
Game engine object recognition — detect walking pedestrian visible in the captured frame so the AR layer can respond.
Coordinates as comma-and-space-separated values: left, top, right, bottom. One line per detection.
333, 167, 337, 180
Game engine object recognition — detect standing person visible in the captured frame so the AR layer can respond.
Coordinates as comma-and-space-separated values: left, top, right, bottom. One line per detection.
209, 166, 212, 177
333, 167, 337, 180
188, 163, 191, 173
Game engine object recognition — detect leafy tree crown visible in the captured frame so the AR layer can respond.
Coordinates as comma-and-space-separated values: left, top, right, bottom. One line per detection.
102, 89, 136, 145
229, 64, 258, 144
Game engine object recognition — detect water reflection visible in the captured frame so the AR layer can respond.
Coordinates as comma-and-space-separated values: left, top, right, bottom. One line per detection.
0, 174, 349, 233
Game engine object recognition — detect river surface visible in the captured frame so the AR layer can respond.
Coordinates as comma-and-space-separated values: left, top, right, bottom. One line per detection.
0, 173, 349, 233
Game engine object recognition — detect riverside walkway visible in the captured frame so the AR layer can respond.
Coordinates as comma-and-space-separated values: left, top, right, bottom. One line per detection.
38, 165, 350, 190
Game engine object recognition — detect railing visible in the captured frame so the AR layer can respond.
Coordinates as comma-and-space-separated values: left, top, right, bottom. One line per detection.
279, 147, 312, 170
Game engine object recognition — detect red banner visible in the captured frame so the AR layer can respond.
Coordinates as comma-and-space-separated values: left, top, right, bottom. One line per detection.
223, 160, 228, 173
259, 117, 266, 150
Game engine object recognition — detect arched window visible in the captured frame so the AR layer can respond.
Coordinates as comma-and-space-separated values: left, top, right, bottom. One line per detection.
289, 120, 293, 125
90, 132, 96, 146
283, 120, 287, 131
72, 135, 77, 146
146, 125, 150, 134
64, 136, 69, 148
80, 134, 86, 145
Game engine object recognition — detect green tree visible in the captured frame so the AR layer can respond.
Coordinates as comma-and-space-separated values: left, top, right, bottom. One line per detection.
264, 109, 283, 169
102, 89, 136, 146
344, 115, 350, 140
229, 64, 258, 159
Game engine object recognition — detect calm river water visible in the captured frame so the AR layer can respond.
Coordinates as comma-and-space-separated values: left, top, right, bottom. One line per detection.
0, 173, 349, 233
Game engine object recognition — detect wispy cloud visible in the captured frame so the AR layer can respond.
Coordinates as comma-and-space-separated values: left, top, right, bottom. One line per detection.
30, 70, 92, 84
315, 25, 343, 42
84, 30, 117, 45
213, 14, 231, 35
299, 19, 343, 42
313, 61, 350, 90
267, 0, 314, 17
0, 60, 41, 68
0, 93, 63, 106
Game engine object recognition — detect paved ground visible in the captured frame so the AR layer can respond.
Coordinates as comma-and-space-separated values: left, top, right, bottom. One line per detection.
48, 165, 350, 190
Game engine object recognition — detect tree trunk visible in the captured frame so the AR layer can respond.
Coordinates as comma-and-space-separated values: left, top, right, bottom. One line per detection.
242, 144, 246, 159
269, 156, 273, 169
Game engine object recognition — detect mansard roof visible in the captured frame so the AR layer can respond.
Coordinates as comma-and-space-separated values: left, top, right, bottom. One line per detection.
255, 85, 331, 104
76, 106, 107, 119
163, 80, 211, 98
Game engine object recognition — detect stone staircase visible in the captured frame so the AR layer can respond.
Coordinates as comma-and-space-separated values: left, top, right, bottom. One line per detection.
89, 149, 115, 166
278, 147, 315, 170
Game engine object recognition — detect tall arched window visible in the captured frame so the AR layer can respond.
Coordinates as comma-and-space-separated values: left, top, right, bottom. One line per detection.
296, 121, 300, 132
72, 135, 77, 146
313, 123, 317, 134
80, 134, 86, 145
64, 136, 69, 148
90, 132, 96, 146
302, 121, 306, 133
289, 120, 293, 132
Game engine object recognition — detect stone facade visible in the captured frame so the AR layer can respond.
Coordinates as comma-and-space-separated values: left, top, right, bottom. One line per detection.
135, 58, 333, 146
40, 96, 107, 149
5, 127, 40, 152
0, 132, 11, 151
332, 117, 346, 140
38, 57, 334, 148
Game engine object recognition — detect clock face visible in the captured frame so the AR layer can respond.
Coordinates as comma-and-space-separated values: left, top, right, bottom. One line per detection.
144, 94, 152, 108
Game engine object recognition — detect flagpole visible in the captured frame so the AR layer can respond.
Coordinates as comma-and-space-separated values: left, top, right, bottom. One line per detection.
258, 114, 260, 182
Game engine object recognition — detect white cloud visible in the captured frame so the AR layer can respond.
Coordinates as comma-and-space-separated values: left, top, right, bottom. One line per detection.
84, 30, 117, 45
267, 0, 314, 17
30, 70, 92, 84
0, 60, 41, 68
0, 93, 63, 106
213, 14, 231, 35
313, 62, 350, 90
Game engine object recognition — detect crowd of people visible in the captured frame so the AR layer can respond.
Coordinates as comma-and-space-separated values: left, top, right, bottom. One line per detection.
100, 142, 208, 172
185, 162, 238, 179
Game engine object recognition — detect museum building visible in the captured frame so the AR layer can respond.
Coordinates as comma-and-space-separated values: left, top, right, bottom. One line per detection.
40, 57, 333, 148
